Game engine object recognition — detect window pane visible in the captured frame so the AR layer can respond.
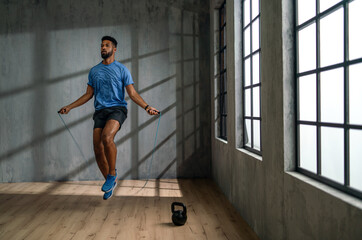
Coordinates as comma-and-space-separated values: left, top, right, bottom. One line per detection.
245, 57, 251, 86
252, 18, 260, 52
253, 53, 260, 84
224, 92, 228, 115
253, 120, 261, 150
245, 119, 251, 147
297, 0, 316, 25
223, 6, 226, 24
244, 26, 251, 56
224, 71, 228, 91
320, 0, 341, 13
349, 63, 362, 125
252, 52, 260, 84
245, 89, 251, 116
251, 0, 259, 20
224, 50, 227, 70
253, 87, 260, 117
349, 0, 362, 60
320, 68, 344, 123
321, 127, 344, 184
222, 116, 227, 137
223, 73, 228, 94
224, 27, 227, 47
298, 74, 316, 121
220, 5, 226, 25
350, 129, 362, 191
320, 8, 344, 67
298, 23, 316, 73
244, 0, 250, 27
299, 125, 317, 173
220, 74, 223, 91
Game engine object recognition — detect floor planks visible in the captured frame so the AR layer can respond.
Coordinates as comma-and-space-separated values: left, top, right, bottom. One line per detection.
0, 179, 259, 240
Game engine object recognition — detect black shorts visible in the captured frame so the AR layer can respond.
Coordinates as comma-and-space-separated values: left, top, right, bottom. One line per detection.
93, 106, 127, 129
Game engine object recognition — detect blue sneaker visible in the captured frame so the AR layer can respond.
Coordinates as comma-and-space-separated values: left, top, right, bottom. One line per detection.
102, 171, 117, 192
103, 181, 117, 200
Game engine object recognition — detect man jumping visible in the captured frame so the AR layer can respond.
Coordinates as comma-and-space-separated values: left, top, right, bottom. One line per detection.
59, 36, 159, 200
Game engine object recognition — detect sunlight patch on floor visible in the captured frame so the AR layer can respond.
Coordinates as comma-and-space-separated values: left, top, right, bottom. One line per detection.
115, 179, 183, 197
0, 179, 183, 197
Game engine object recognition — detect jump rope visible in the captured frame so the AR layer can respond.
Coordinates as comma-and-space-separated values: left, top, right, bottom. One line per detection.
58, 112, 88, 162
57, 110, 162, 190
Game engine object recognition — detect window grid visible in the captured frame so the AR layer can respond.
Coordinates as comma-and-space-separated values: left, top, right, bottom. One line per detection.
219, 1, 227, 140
296, 0, 362, 199
243, 0, 262, 155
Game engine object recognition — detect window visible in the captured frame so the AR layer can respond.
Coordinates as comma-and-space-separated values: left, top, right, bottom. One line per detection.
243, 0, 261, 154
296, 0, 362, 199
219, 1, 227, 140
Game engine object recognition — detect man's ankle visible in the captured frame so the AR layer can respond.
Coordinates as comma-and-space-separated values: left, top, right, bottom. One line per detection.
109, 170, 116, 176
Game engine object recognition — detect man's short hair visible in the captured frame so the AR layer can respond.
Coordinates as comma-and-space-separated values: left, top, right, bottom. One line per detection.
102, 36, 117, 48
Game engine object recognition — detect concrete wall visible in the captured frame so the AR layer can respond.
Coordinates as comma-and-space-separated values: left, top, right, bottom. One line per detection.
0, 0, 211, 182
210, 0, 362, 239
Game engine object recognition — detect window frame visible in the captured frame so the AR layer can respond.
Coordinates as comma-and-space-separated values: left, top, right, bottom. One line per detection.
219, 1, 227, 140
295, 0, 362, 199
242, 0, 262, 155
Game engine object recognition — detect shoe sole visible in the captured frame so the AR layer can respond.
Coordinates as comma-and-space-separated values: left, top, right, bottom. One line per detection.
103, 190, 113, 200
103, 181, 117, 200
102, 178, 118, 192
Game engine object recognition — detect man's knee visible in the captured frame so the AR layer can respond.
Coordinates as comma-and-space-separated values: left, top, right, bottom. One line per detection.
101, 133, 114, 146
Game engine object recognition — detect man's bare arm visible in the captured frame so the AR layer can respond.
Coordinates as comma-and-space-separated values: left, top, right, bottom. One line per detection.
126, 84, 159, 115
58, 85, 94, 114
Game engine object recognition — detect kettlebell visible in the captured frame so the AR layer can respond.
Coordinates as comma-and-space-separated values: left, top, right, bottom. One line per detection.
171, 202, 187, 226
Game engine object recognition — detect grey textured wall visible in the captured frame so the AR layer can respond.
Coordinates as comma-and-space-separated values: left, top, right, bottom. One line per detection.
210, 0, 362, 240
0, 0, 211, 182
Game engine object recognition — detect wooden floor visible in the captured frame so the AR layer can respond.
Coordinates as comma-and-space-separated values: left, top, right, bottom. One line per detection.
0, 179, 259, 240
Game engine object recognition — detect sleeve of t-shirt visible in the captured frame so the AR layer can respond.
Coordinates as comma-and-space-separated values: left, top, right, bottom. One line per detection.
123, 67, 134, 86
87, 69, 94, 87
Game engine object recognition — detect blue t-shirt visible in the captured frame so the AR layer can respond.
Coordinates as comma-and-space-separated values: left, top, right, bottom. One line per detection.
88, 61, 134, 110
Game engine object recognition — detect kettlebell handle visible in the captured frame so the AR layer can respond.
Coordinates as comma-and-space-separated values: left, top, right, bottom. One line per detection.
171, 202, 187, 215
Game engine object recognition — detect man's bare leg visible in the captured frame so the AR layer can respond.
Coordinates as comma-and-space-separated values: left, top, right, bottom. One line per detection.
101, 119, 120, 176
93, 128, 108, 179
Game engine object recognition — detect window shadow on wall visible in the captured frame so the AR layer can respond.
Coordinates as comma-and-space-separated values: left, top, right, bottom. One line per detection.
0, 0, 210, 183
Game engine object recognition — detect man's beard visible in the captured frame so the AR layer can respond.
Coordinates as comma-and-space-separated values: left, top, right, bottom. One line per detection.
101, 50, 112, 59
